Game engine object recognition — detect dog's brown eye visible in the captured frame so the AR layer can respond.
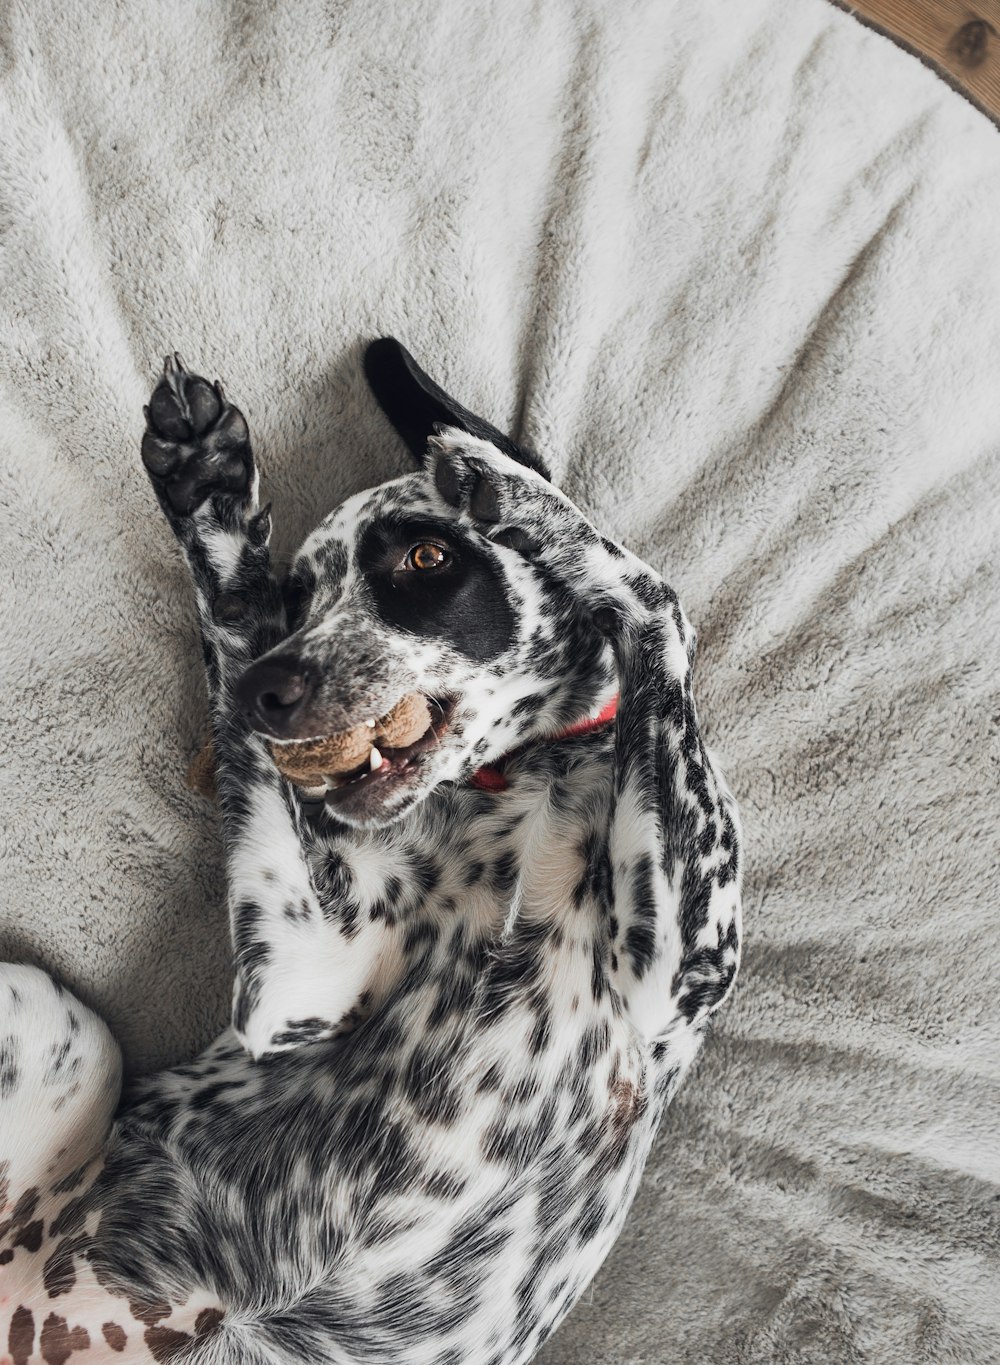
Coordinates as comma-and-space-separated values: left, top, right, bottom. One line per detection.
406, 542, 449, 571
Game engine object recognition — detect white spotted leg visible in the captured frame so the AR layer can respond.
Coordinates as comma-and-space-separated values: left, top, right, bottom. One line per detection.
141, 357, 397, 1056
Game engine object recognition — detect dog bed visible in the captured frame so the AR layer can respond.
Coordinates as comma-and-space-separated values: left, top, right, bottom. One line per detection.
1, 1, 998, 1360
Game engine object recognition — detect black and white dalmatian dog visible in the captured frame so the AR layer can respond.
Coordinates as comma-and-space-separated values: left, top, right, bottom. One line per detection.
0, 340, 742, 1365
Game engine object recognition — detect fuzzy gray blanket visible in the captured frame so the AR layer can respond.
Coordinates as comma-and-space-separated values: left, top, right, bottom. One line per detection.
1, 0, 998, 1360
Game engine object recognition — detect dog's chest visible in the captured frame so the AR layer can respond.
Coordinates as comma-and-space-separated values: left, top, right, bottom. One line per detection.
313, 750, 658, 1361
341, 736, 614, 927
326, 742, 629, 1080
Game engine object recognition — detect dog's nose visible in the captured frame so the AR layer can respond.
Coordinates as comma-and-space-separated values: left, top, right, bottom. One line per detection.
235, 655, 315, 737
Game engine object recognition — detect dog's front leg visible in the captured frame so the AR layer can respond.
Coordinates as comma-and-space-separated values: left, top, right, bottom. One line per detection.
422, 435, 743, 1050
141, 358, 393, 1056
600, 600, 743, 1048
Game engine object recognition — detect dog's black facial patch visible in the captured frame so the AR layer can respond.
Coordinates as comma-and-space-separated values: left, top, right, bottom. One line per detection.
358, 517, 516, 662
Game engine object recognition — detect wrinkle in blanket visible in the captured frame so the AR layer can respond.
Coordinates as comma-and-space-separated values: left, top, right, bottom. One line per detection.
1, 1, 998, 1362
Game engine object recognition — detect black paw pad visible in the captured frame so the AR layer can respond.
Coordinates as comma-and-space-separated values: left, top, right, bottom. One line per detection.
141, 355, 252, 516
147, 358, 222, 442
433, 454, 463, 507
469, 471, 501, 523
491, 526, 538, 556
431, 453, 503, 524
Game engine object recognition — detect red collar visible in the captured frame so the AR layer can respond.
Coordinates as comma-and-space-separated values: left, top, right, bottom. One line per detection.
469, 694, 619, 793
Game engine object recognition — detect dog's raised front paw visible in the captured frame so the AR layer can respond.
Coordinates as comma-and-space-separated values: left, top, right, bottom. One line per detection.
141, 354, 254, 516
426, 432, 679, 643
428, 431, 587, 552
428, 432, 643, 610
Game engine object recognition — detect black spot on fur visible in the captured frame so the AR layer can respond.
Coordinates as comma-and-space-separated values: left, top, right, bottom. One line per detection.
49, 1197, 86, 1238
623, 855, 658, 978
8, 1305, 34, 1365
0, 1040, 19, 1096
42, 1235, 86, 1298
404, 1046, 462, 1125
13, 1219, 43, 1253
11, 1188, 39, 1226
269, 1018, 336, 1047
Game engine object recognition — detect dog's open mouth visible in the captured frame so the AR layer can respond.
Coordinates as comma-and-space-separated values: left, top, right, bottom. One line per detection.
269, 696, 455, 800
322, 697, 454, 796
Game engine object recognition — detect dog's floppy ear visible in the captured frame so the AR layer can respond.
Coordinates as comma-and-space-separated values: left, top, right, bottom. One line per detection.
363, 337, 550, 480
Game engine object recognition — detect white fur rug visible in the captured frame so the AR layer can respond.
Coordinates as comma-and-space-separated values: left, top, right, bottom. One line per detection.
1, 1, 998, 1360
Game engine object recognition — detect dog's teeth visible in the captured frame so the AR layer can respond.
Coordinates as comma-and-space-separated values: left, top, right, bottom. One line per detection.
365, 718, 376, 728
369, 746, 383, 771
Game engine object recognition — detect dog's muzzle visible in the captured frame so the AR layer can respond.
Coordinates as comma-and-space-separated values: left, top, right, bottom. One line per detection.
235, 652, 314, 738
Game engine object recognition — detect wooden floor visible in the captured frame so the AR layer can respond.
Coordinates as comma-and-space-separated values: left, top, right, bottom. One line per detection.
842, 0, 1000, 121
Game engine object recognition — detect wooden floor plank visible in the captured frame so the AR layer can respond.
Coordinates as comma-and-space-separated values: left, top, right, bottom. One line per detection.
840, 0, 1000, 122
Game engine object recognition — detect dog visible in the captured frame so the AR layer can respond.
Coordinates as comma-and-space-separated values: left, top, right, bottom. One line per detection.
0, 339, 743, 1364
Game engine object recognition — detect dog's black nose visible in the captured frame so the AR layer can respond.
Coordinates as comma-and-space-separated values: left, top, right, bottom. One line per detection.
235, 655, 315, 737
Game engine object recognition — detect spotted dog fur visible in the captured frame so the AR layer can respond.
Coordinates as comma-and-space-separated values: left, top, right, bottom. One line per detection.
1, 340, 742, 1365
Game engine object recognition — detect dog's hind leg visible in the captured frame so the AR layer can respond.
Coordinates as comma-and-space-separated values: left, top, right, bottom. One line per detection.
0, 964, 123, 1349
0, 964, 119, 1214
140, 358, 396, 1057
0, 965, 230, 1360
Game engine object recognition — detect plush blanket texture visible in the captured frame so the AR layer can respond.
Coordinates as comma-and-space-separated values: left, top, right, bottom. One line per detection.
2, 1, 998, 1360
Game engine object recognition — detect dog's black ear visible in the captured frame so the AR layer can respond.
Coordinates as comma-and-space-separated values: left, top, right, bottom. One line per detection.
363, 337, 550, 480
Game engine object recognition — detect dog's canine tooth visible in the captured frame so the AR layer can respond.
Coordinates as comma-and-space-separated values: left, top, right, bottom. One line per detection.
365, 718, 377, 728
369, 746, 383, 771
